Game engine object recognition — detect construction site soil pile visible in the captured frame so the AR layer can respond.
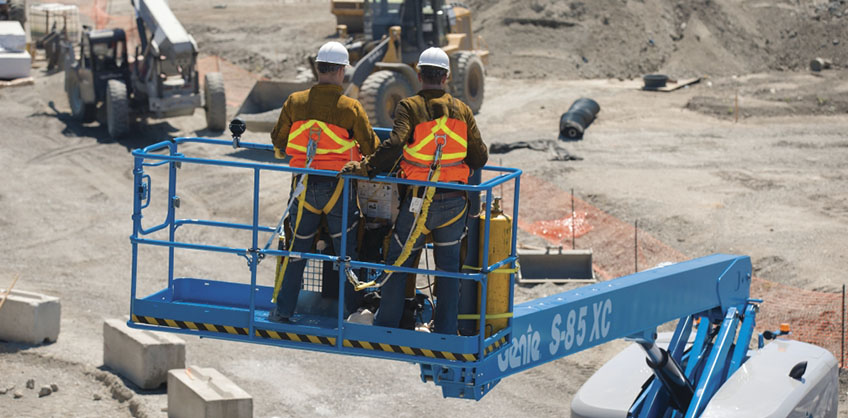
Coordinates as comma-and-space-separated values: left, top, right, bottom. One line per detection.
463, 0, 848, 80
184, 0, 848, 82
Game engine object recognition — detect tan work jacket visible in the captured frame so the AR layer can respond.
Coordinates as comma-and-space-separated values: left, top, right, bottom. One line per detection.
365, 89, 488, 177
271, 84, 379, 159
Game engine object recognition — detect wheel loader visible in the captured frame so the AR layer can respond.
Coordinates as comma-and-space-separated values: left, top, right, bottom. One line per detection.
63, 0, 226, 139
238, 0, 488, 130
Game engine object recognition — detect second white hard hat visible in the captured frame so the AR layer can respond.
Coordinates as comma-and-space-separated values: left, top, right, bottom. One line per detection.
418, 47, 450, 73
316, 41, 350, 66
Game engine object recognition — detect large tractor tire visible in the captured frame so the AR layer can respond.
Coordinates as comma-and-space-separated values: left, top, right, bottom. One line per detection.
360, 70, 414, 128
450, 51, 485, 114
66, 76, 96, 123
106, 79, 130, 139
204, 72, 227, 131
8, 0, 26, 26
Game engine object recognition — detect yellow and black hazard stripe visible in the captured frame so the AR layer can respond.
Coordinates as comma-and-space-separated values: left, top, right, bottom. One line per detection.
254, 329, 477, 362
254, 328, 336, 346
484, 336, 509, 356
132, 315, 478, 362
342, 339, 477, 362
132, 315, 249, 336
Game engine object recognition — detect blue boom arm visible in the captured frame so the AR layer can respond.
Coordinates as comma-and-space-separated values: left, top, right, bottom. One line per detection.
429, 254, 754, 412
480, 254, 750, 380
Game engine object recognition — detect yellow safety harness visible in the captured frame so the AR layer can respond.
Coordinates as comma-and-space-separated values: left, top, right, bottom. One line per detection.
271, 128, 345, 303
286, 120, 358, 155
350, 134, 467, 291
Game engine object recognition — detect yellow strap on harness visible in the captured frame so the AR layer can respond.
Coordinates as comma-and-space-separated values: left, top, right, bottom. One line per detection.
272, 175, 309, 303
406, 116, 468, 153
353, 167, 442, 292
287, 120, 357, 154
321, 179, 344, 214
272, 177, 347, 300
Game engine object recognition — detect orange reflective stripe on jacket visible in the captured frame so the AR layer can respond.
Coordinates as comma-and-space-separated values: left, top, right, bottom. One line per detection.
401, 115, 470, 183
285, 119, 362, 170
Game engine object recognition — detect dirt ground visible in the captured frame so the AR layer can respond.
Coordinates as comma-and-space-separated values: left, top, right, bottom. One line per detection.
1, 0, 848, 417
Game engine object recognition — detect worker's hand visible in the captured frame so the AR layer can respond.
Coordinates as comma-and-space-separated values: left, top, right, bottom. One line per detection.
338, 161, 369, 177
274, 148, 286, 160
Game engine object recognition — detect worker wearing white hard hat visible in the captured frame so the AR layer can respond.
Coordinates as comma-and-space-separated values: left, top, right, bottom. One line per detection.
340, 47, 488, 335
315, 41, 350, 66
268, 41, 377, 324
417, 47, 450, 73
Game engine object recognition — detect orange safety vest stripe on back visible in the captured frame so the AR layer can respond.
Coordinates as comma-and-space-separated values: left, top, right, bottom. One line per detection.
285, 119, 362, 170
401, 116, 470, 183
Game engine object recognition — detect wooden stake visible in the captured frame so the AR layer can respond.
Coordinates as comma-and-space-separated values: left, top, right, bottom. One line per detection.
571, 188, 575, 250
734, 90, 739, 123
842, 284, 845, 368
634, 221, 639, 273
0, 274, 20, 313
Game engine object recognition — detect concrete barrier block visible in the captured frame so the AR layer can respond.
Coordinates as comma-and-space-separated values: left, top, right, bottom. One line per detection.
103, 319, 185, 389
0, 289, 60, 344
0, 50, 31, 79
168, 366, 253, 418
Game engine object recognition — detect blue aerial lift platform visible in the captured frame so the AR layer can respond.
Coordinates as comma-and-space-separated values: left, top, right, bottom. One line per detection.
128, 129, 835, 417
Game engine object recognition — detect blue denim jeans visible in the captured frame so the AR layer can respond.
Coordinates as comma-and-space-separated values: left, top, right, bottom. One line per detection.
274, 176, 360, 318
374, 192, 467, 334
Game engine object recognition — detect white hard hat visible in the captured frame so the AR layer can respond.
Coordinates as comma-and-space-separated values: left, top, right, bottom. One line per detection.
316, 41, 350, 66
418, 47, 450, 73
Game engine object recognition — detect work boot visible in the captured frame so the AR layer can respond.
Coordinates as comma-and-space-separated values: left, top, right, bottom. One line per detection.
268, 308, 292, 324
346, 308, 374, 325
415, 322, 432, 333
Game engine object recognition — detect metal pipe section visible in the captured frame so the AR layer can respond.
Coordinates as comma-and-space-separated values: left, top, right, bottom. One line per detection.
337, 177, 350, 344
167, 142, 178, 289
637, 340, 695, 413
559, 97, 600, 140
459, 169, 482, 336
248, 168, 261, 338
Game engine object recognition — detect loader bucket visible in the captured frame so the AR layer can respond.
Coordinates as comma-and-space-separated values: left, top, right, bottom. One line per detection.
236, 80, 312, 132
516, 248, 595, 284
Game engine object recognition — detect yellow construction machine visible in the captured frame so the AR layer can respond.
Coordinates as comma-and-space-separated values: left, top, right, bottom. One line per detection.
331, 0, 365, 33
237, 0, 488, 130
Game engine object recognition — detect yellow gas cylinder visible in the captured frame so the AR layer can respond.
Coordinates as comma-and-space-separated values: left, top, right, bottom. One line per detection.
478, 197, 512, 336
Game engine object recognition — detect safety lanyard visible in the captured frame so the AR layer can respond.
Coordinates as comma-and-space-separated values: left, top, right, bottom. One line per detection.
348, 136, 447, 291
263, 130, 319, 253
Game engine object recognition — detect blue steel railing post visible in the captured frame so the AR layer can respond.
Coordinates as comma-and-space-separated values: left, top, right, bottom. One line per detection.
337, 176, 350, 347
248, 168, 261, 340
508, 176, 520, 330
167, 141, 178, 292
478, 190, 493, 352
130, 154, 144, 314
